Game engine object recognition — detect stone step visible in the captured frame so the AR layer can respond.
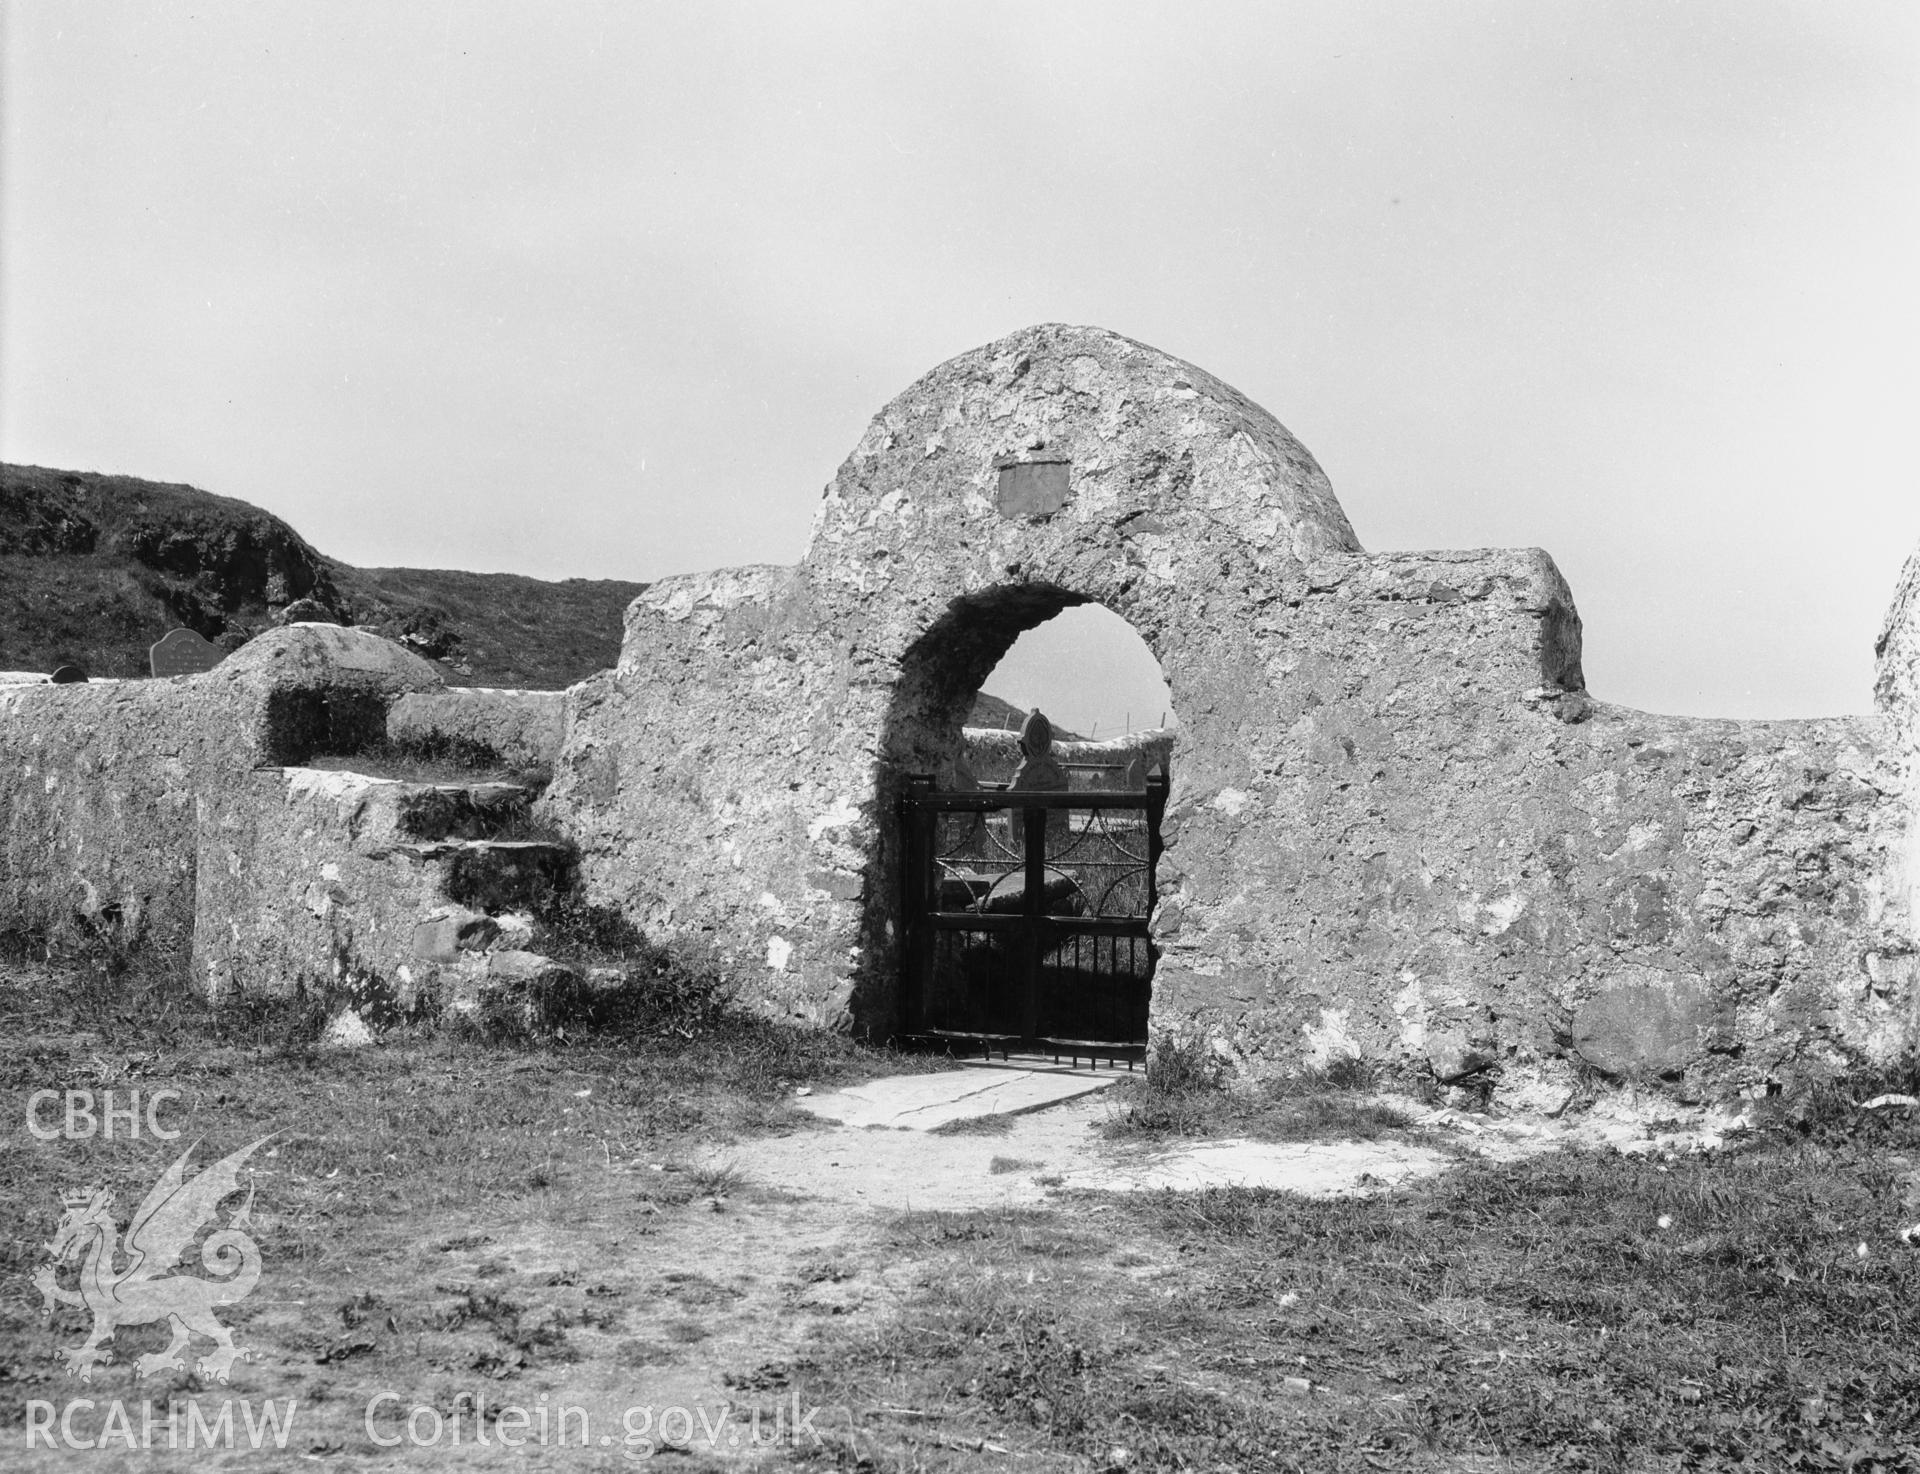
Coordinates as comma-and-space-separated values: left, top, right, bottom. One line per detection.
274, 768, 539, 844
437, 948, 627, 1039
391, 781, 536, 841
419, 839, 574, 912
413, 902, 524, 961
443, 948, 580, 1037
377, 836, 575, 912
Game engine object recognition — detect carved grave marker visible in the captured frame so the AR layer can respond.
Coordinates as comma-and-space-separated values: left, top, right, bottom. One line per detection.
150, 628, 225, 678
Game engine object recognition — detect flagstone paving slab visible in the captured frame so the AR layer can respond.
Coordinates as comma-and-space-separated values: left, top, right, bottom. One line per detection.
794, 1064, 1121, 1131
1061, 1136, 1452, 1195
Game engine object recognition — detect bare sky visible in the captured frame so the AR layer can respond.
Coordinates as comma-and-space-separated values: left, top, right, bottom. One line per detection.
3, 1, 1914, 730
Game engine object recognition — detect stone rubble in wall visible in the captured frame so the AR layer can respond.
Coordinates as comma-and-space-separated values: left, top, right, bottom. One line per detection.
1409, 1092, 1754, 1159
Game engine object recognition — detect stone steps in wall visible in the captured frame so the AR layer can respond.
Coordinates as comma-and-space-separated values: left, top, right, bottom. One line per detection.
408, 813, 601, 1037
291, 770, 570, 917
289, 768, 666, 1043
288, 771, 586, 1038
390, 780, 536, 841
401, 834, 585, 1036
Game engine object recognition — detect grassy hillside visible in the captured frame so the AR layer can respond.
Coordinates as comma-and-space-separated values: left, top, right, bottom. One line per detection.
329, 565, 643, 689
0, 464, 645, 688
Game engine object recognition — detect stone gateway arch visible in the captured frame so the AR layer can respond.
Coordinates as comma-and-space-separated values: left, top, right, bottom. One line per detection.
545, 324, 1919, 1105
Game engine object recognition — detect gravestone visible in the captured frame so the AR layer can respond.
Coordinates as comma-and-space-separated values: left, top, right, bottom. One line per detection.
150, 628, 226, 678
50, 665, 88, 684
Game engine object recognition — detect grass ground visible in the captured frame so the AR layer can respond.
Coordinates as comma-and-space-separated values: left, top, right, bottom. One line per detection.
2, 949, 1915, 1471
796, 1152, 1918, 1471
0, 944, 918, 1467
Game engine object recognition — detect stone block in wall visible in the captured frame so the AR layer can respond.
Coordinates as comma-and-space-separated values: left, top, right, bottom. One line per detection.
1572, 967, 1716, 1079
1424, 1028, 1495, 1083
441, 950, 588, 1038
195, 769, 448, 1002
411, 904, 501, 961
220, 624, 444, 765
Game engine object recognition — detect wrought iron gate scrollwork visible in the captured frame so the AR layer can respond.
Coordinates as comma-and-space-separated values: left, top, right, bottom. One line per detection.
898, 772, 1167, 1064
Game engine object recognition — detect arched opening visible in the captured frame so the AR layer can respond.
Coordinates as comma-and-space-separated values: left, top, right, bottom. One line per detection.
968, 601, 1178, 780
859, 587, 1180, 1060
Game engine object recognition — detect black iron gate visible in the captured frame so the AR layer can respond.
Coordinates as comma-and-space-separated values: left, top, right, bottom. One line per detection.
898, 772, 1167, 1064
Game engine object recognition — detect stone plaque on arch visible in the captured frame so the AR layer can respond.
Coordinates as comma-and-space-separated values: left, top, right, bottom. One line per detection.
994, 455, 1072, 520
150, 627, 225, 678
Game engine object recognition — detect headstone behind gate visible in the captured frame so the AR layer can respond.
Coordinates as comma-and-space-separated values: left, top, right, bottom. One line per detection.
149, 628, 226, 678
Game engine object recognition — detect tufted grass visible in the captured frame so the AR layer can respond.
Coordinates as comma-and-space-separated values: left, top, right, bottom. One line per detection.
1103, 1039, 1420, 1144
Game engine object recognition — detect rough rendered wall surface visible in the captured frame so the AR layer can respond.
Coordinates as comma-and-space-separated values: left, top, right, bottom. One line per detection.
1143, 551, 1912, 1097
1877, 543, 1920, 977
195, 769, 450, 1002
0, 678, 222, 948
546, 323, 1914, 1094
550, 564, 843, 1015
0, 624, 442, 954
1880, 546, 1920, 761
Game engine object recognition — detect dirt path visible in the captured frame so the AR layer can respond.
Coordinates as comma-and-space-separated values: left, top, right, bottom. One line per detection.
733, 1097, 1455, 1210
216, 1097, 1477, 1468
14, 1072, 1753, 1471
